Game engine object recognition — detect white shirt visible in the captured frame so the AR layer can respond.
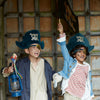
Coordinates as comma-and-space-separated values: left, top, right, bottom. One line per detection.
30, 58, 48, 100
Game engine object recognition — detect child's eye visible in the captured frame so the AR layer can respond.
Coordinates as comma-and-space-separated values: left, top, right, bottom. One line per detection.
30, 46, 35, 49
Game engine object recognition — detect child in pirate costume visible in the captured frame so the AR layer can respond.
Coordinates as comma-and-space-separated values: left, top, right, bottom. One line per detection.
2, 30, 55, 100
53, 20, 94, 100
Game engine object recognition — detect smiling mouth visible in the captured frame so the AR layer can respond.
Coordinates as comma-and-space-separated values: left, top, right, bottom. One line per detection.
34, 53, 38, 55
79, 56, 86, 60
80, 56, 85, 58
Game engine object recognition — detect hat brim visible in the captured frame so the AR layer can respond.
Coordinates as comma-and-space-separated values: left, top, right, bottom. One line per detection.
67, 43, 94, 53
16, 41, 44, 49
88, 45, 94, 52
39, 41, 44, 49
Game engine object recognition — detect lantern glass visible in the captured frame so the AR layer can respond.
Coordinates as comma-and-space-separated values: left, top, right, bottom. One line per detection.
10, 77, 20, 91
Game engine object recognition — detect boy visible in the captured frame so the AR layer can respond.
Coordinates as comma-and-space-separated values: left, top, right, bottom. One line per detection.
2, 30, 55, 100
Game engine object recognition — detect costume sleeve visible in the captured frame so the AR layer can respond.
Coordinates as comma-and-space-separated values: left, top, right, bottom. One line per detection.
89, 71, 94, 98
57, 35, 74, 79
86, 64, 94, 99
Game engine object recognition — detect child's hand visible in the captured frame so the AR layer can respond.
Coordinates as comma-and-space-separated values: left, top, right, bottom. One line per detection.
4, 64, 14, 74
57, 19, 64, 34
53, 73, 62, 88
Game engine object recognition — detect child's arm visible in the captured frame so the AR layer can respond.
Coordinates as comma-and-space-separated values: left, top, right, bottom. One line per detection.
57, 19, 73, 66
56, 19, 74, 79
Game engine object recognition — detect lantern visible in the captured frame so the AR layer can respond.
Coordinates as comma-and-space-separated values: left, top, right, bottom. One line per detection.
8, 53, 23, 97
8, 73, 23, 97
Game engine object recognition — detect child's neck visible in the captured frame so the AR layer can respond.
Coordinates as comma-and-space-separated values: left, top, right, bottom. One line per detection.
78, 61, 84, 65
29, 56, 40, 64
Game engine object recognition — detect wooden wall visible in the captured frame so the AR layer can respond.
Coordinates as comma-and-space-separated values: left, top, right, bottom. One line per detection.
0, 0, 100, 100
73, 0, 100, 99
3, 0, 56, 99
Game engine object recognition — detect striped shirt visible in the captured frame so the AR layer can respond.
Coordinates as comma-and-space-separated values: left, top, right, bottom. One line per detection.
65, 63, 89, 98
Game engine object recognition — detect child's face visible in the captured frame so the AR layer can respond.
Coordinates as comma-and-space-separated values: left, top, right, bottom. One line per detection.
25, 43, 41, 58
74, 47, 86, 64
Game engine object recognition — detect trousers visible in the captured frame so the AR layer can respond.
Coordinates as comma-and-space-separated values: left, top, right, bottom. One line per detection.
64, 92, 81, 100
